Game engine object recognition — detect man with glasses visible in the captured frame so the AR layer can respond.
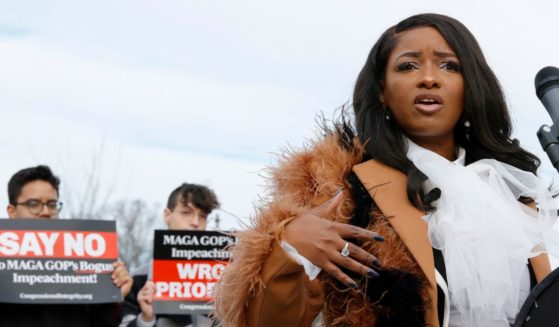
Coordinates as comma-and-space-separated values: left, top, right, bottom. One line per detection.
2, 165, 133, 327
6, 165, 63, 219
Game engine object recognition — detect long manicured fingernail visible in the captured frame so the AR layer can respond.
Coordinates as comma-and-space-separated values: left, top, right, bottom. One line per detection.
373, 235, 384, 242
367, 269, 379, 278
372, 259, 381, 268
334, 187, 344, 196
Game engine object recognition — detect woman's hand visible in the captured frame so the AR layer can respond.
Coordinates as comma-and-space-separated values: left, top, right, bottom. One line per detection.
283, 190, 383, 287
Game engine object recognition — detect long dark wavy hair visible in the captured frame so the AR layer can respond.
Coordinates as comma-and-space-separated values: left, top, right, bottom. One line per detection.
352, 13, 540, 209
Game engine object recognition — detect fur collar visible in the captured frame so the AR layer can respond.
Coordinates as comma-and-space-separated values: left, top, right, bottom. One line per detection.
214, 130, 431, 327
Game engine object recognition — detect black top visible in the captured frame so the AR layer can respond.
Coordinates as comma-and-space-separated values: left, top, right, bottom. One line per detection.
433, 248, 446, 327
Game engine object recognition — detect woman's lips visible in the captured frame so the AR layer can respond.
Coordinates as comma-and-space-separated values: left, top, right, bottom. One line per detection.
414, 94, 444, 114
414, 103, 444, 113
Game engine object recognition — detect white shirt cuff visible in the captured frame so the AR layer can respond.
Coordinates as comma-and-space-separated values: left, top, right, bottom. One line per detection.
280, 240, 322, 280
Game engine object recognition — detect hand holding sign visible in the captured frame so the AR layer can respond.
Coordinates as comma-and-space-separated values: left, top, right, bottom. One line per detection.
137, 281, 156, 322
112, 261, 133, 297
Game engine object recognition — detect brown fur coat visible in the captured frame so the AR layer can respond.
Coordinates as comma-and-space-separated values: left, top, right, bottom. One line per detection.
213, 130, 430, 327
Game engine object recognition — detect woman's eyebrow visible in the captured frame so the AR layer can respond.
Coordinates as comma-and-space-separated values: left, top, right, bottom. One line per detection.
394, 50, 457, 60
395, 51, 421, 60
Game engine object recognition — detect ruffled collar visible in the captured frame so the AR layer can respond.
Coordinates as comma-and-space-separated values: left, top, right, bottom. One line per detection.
406, 138, 556, 326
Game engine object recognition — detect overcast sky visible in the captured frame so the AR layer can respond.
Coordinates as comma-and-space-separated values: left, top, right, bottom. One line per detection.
0, 0, 558, 232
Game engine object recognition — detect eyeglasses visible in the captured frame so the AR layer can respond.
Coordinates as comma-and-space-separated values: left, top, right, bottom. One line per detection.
14, 199, 63, 215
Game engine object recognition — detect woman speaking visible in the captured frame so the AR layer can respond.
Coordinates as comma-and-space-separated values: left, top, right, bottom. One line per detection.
214, 13, 558, 327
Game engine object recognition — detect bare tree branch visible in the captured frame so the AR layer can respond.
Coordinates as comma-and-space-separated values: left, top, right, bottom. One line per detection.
101, 199, 159, 270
